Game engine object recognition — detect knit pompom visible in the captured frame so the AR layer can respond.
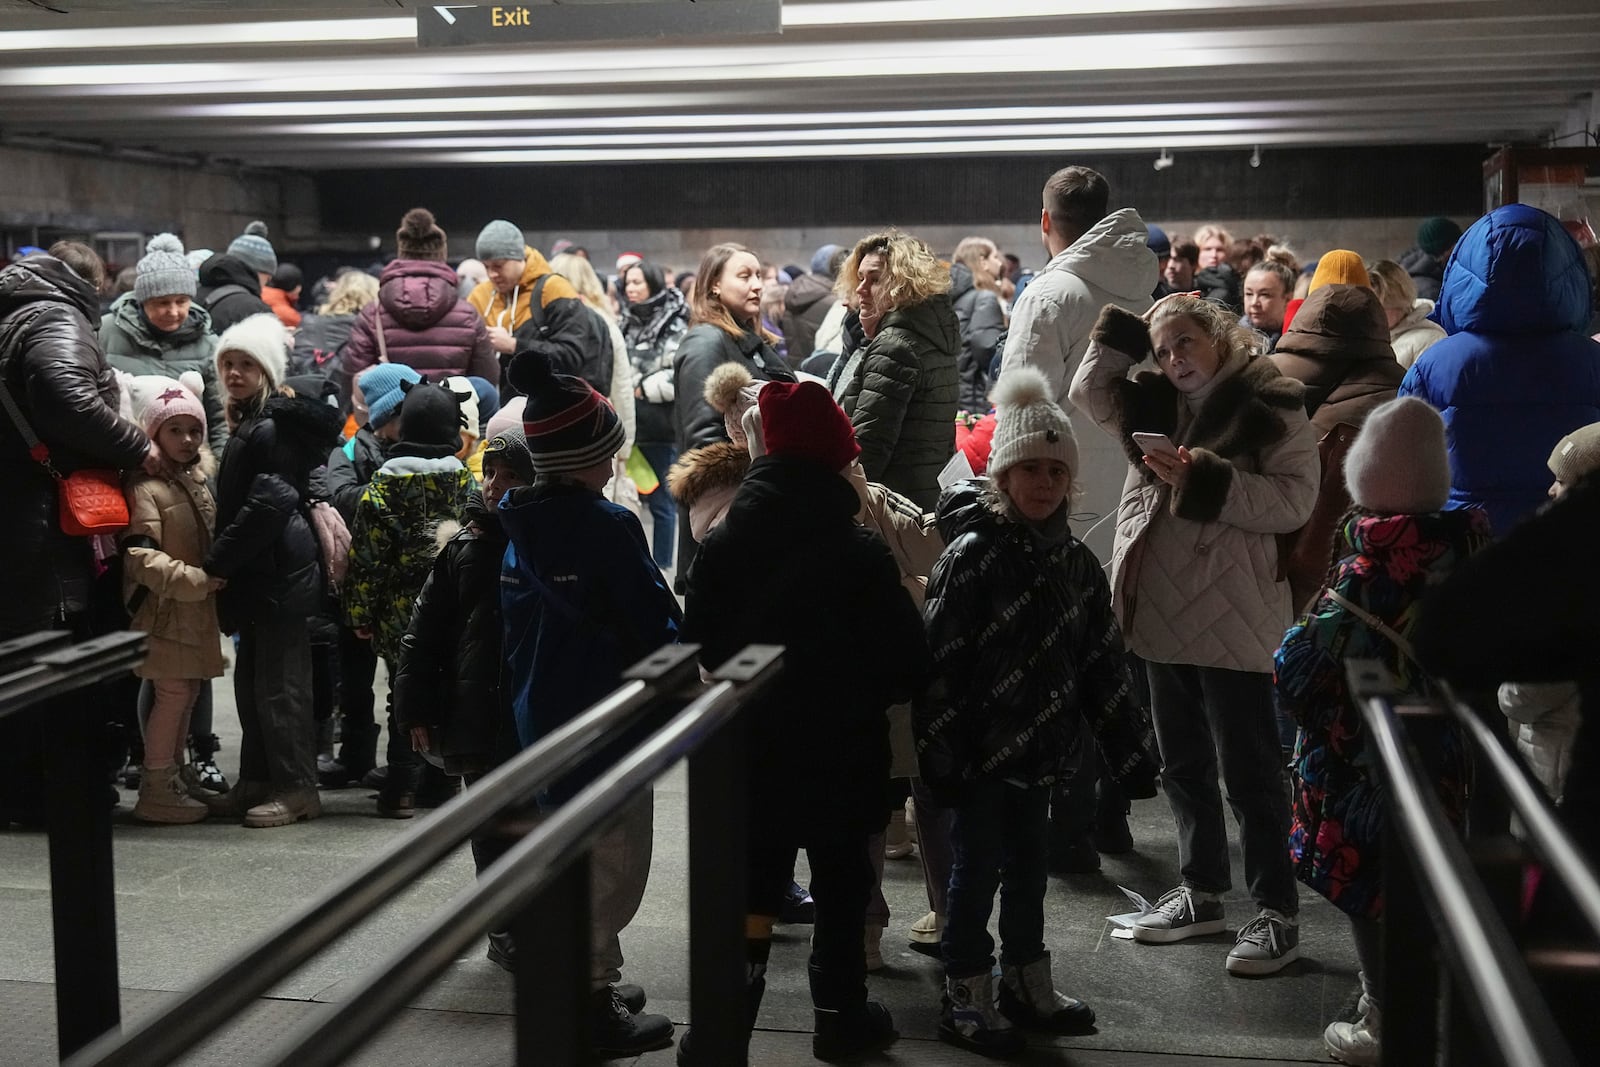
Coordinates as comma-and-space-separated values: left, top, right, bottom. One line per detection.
398, 207, 438, 240
704, 361, 755, 414
177, 370, 204, 400
243, 220, 269, 238
146, 232, 185, 256
989, 365, 1051, 413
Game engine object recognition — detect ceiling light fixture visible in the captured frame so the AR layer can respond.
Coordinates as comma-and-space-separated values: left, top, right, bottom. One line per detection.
1249, 144, 1262, 167
1153, 148, 1174, 171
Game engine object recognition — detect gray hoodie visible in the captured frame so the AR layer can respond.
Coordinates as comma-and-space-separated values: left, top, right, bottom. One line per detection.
999, 207, 1156, 409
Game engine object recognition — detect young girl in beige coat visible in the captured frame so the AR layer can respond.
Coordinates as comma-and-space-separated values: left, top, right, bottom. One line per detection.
121, 373, 226, 823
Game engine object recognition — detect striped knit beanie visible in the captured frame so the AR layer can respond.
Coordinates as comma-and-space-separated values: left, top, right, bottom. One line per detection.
515, 350, 624, 476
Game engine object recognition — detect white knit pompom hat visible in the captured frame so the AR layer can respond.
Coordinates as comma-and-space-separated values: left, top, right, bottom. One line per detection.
986, 366, 1079, 480
1344, 396, 1451, 514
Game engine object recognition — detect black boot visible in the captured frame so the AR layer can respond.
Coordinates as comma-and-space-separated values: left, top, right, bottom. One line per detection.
809, 961, 897, 1062
590, 984, 674, 1057
320, 723, 379, 788
676, 963, 764, 1066
486, 930, 516, 972
190, 733, 231, 794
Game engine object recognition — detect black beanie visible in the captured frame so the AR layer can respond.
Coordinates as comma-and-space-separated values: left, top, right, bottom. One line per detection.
394, 380, 465, 458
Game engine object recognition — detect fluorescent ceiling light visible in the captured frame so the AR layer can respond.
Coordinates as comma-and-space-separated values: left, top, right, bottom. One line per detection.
0, 18, 415, 51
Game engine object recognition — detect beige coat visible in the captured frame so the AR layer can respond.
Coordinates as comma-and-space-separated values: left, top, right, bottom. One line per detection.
122, 464, 224, 680
1069, 326, 1319, 673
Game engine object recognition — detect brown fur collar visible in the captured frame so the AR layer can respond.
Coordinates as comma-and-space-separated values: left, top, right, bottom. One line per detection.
667, 440, 750, 508
1113, 354, 1305, 523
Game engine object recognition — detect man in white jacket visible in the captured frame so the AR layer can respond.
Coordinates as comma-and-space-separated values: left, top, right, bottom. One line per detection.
1000, 166, 1157, 407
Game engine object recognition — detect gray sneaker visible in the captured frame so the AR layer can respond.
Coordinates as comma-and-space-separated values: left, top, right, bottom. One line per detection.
1132, 885, 1227, 943
1225, 909, 1300, 975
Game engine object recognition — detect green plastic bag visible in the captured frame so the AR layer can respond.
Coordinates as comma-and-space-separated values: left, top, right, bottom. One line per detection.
626, 445, 659, 495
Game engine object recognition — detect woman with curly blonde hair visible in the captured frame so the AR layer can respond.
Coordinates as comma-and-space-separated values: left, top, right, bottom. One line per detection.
829, 230, 961, 508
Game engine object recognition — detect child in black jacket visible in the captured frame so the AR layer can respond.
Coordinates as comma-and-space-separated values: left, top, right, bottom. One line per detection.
916, 366, 1157, 1057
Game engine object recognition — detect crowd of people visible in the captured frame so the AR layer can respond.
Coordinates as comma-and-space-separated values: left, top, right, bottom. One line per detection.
1, 166, 1598, 1065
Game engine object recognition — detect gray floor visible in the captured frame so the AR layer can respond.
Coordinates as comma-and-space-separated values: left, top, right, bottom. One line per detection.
0, 662, 1353, 1066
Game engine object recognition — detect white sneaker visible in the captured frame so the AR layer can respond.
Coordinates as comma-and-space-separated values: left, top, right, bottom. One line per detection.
1132, 886, 1227, 943
1324, 997, 1380, 1065
1225, 908, 1300, 976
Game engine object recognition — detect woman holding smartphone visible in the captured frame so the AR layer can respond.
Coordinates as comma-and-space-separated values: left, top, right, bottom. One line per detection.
1068, 293, 1319, 978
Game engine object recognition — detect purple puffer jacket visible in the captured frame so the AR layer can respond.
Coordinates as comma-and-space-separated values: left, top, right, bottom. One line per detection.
339, 259, 496, 400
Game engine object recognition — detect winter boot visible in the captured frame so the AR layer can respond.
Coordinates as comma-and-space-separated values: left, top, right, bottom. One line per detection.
940, 971, 1026, 1059
908, 910, 944, 958
676, 962, 764, 1066
203, 778, 272, 818
998, 952, 1096, 1033
486, 930, 516, 972
590, 983, 674, 1056
320, 723, 379, 788
132, 766, 209, 824
243, 787, 322, 828
809, 961, 897, 1062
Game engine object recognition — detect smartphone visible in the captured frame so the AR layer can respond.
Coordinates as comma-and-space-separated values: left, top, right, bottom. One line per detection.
1132, 432, 1180, 459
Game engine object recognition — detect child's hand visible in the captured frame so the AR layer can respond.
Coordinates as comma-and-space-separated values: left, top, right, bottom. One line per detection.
410, 726, 431, 753
206, 576, 227, 592
1142, 445, 1193, 489
141, 442, 163, 476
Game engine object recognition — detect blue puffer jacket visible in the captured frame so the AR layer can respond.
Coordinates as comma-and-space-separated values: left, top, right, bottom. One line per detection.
1399, 204, 1600, 536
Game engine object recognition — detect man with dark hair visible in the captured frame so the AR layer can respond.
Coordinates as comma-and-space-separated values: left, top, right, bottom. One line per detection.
1164, 237, 1199, 293
1000, 165, 1153, 405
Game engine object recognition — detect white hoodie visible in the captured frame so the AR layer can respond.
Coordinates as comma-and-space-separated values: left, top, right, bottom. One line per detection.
1000, 207, 1156, 409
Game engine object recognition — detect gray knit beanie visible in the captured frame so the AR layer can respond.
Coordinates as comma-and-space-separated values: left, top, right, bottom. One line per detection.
133, 233, 196, 303
476, 219, 526, 263
227, 220, 278, 276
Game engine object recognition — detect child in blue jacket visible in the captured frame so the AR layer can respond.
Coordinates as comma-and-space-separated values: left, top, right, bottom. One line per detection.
498, 351, 679, 1059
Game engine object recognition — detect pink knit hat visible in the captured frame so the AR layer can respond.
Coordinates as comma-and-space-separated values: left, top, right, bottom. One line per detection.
129, 372, 207, 438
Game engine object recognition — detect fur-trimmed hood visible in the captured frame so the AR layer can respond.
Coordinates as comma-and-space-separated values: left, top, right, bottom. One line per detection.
668, 440, 750, 542
1112, 351, 1304, 521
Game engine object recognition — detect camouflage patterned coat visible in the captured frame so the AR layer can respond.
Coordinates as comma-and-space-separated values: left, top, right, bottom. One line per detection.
343, 453, 475, 662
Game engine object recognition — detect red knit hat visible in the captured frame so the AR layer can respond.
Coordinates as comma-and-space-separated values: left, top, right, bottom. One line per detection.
756, 381, 860, 472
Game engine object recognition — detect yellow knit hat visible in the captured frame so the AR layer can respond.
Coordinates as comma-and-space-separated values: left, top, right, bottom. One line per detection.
1309, 250, 1371, 293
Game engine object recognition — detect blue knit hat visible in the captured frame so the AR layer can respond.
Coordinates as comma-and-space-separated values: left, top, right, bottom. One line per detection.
358, 363, 423, 429
227, 221, 278, 276
1146, 224, 1171, 257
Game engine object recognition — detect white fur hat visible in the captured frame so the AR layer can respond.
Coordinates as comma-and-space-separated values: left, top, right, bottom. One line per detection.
986, 366, 1079, 480
1344, 396, 1451, 514
213, 312, 289, 389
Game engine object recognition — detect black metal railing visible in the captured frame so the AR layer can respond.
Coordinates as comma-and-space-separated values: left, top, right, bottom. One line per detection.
0, 629, 148, 1060
67, 640, 781, 1067
1347, 660, 1600, 1067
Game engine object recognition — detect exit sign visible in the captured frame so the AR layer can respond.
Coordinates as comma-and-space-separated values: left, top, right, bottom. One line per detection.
417, 1, 782, 49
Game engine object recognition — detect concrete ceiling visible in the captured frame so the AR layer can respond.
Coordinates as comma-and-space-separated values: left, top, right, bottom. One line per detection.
0, 0, 1595, 169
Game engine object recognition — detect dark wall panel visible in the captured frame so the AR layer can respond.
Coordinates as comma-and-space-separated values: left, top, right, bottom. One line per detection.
317, 144, 1486, 234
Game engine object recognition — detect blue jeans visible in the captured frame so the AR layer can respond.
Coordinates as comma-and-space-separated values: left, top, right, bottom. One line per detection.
637, 442, 677, 569
942, 779, 1051, 978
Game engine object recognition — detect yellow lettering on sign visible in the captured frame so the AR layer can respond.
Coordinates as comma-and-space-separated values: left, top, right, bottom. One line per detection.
491, 6, 532, 28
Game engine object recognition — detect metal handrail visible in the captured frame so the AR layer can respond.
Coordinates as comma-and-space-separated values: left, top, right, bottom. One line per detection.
1439, 680, 1600, 939
258, 644, 783, 1067
1349, 662, 1578, 1067
67, 642, 703, 1067
0, 630, 148, 720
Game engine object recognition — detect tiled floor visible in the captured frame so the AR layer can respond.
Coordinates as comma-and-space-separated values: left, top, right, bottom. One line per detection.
1, 665, 1350, 1066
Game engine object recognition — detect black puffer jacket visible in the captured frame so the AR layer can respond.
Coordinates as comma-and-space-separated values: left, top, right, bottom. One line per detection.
0, 256, 152, 633
325, 426, 388, 525
206, 395, 342, 634
833, 294, 961, 510
392, 492, 513, 776
196, 254, 273, 334
1195, 263, 1242, 312
915, 480, 1157, 805
1398, 246, 1446, 302
949, 263, 1006, 411
682, 456, 931, 836
673, 322, 795, 453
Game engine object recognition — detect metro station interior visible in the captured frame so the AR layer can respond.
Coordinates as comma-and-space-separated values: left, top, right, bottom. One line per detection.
2, 2, 1599, 1066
